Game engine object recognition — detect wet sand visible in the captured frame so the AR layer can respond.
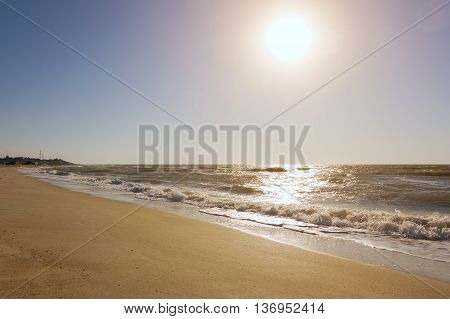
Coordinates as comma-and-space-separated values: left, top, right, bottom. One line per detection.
0, 167, 449, 298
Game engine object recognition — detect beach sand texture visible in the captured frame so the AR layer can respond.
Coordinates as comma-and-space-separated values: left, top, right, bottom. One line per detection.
0, 167, 449, 298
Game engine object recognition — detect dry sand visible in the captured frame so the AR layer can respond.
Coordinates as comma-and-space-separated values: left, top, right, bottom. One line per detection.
0, 167, 449, 298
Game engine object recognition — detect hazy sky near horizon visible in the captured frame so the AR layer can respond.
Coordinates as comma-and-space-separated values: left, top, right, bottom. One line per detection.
1, 0, 450, 164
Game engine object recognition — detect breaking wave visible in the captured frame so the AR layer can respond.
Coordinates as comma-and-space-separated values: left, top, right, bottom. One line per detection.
42, 169, 449, 241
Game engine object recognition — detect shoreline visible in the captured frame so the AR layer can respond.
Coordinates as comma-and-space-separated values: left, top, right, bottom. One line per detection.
1, 167, 449, 298
23, 167, 450, 282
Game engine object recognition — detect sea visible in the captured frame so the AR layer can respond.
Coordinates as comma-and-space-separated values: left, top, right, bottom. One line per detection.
23, 164, 450, 281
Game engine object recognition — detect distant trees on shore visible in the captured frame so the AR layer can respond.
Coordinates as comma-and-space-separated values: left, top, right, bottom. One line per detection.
0, 156, 72, 166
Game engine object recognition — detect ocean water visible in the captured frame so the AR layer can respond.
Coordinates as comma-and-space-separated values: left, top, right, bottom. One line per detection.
26, 165, 450, 268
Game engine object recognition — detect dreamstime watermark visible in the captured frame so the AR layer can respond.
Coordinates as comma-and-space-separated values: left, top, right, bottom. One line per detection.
138, 124, 310, 169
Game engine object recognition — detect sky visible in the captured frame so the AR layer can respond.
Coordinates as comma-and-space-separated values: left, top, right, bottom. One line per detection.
1, 0, 449, 164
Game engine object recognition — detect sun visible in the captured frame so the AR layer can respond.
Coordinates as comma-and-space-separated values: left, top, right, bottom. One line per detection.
265, 15, 312, 61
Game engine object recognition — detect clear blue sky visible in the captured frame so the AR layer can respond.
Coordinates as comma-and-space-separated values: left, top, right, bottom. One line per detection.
1, 0, 449, 164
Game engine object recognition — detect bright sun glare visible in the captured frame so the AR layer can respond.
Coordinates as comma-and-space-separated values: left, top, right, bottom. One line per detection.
265, 15, 312, 61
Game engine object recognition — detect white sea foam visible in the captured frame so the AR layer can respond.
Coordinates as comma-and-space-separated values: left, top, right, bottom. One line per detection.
29, 168, 450, 241
21, 167, 450, 264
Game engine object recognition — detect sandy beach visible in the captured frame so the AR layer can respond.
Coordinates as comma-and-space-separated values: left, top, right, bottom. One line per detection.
0, 167, 449, 298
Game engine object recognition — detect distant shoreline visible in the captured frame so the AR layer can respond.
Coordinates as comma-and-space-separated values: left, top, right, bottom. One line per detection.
0, 156, 72, 166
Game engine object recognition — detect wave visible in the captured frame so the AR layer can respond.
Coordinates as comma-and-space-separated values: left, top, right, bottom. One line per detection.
218, 184, 263, 195
49, 170, 72, 176
42, 169, 450, 241
249, 167, 287, 172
